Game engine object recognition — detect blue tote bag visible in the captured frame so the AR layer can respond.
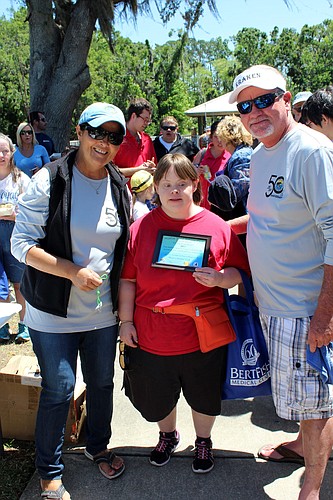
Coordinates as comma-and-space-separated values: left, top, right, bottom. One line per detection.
221, 270, 271, 399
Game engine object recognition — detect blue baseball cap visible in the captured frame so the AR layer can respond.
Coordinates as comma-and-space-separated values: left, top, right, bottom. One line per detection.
78, 102, 126, 134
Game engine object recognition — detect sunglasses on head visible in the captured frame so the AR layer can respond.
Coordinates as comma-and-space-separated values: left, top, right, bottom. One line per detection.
237, 90, 285, 115
161, 125, 177, 131
20, 130, 33, 136
81, 124, 124, 145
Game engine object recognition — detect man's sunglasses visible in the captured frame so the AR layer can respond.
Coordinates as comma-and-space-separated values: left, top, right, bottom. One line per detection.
81, 125, 124, 146
20, 130, 33, 136
237, 90, 285, 115
161, 125, 177, 131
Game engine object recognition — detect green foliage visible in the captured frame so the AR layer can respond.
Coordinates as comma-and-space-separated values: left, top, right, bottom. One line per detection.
0, 8, 29, 140
1, 5, 333, 139
77, 31, 159, 133
159, 78, 195, 132
182, 36, 232, 100
79, 30, 198, 134
294, 21, 333, 91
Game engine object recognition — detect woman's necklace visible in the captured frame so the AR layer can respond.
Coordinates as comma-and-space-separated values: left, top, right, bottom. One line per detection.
86, 177, 107, 195
75, 165, 108, 194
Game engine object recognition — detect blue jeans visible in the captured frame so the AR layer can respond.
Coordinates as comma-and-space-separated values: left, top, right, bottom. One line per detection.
30, 325, 118, 480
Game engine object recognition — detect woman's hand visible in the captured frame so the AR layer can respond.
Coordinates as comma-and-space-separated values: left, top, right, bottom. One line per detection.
25, 246, 105, 290
0, 213, 16, 222
119, 322, 138, 348
193, 267, 223, 287
195, 164, 206, 175
69, 266, 102, 291
142, 158, 156, 174
30, 166, 40, 176
193, 267, 243, 289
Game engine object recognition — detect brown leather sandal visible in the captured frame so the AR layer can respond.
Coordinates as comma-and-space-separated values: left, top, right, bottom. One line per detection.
85, 449, 125, 479
258, 443, 305, 466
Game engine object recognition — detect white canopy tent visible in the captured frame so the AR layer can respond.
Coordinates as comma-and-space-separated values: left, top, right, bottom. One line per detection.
185, 91, 238, 118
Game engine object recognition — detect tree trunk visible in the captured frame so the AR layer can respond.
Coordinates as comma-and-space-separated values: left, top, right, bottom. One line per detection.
27, 0, 97, 151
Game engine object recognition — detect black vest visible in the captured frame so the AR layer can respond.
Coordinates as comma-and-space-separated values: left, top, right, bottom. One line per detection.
21, 151, 130, 317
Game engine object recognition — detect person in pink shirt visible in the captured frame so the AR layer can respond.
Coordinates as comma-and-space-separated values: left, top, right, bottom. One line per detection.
193, 120, 231, 209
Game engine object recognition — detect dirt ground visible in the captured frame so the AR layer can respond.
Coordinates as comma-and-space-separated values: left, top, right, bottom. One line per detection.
0, 314, 34, 371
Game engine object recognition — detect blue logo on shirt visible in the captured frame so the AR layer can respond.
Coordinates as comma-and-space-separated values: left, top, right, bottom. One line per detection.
265, 175, 284, 198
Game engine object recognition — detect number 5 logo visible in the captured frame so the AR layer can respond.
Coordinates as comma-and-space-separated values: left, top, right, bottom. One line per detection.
265, 175, 284, 197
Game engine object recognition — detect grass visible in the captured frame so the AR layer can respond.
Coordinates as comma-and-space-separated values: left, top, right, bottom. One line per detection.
0, 439, 35, 500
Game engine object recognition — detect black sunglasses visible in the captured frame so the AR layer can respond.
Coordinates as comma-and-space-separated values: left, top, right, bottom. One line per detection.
118, 341, 130, 371
81, 125, 124, 146
237, 90, 285, 115
20, 130, 33, 136
161, 125, 177, 131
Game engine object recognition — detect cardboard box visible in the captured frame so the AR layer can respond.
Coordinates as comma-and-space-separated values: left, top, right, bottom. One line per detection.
0, 355, 86, 442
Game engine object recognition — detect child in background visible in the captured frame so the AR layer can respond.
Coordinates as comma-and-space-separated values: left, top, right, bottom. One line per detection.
0, 133, 30, 342
130, 170, 156, 221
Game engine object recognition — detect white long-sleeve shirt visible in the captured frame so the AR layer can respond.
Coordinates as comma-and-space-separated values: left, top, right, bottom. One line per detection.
11, 166, 121, 332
